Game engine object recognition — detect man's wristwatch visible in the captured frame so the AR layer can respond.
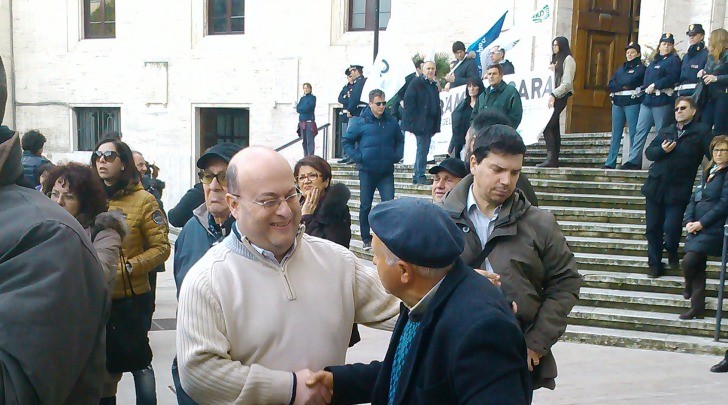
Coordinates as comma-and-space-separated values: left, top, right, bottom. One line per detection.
125, 262, 133, 273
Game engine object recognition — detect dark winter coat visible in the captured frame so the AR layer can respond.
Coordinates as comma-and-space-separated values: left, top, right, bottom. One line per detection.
168, 183, 205, 227
301, 183, 352, 248
439, 175, 582, 390
680, 42, 708, 85
703, 50, 728, 99
347, 76, 367, 117
326, 261, 531, 405
21, 150, 50, 188
0, 127, 110, 405
174, 204, 234, 296
402, 75, 441, 136
500, 59, 515, 75
642, 121, 713, 206
450, 96, 475, 152
451, 57, 480, 87
608, 58, 646, 107
297, 93, 316, 121
342, 107, 405, 175
642, 53, 681, 107
683, 165, 728, 256
87, 210, 129, 290
472, 80, 523, 128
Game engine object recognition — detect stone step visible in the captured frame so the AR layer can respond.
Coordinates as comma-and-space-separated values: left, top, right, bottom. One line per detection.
565, 235, 656, 257
529, 179, 643, 197
579, 269, 726, 297
531, 138, 613, 147
559, 221, 646, 240
568, 305, 728, 339
561, 324, 728, 355
526, 148, 611, 157
521, 167, 647, 183
571, 252, 726, 278
544, 206, 645, 225
523, 156, 611, 167
537, 192, 644, 210
577, 287, 726, 315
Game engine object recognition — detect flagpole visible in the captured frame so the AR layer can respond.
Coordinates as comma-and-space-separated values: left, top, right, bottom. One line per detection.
373, 0, 380, 62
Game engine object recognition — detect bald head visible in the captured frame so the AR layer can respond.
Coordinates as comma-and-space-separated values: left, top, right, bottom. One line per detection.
227, 146, 292, 196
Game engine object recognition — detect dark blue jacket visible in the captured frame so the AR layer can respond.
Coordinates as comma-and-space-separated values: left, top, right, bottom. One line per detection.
684, 166, 728, 256
347, 76, 367, 117
704, 50, 728, 99
326, 260, 531, 405
680, 42, 708, 85
296, 93, 316, 121
402, 75, 441, 136
173, 204, 233, 296
608, 58, 646, 107
342, 107, 404, 175
451, 57, 480, 87
642, 53, 681, 107
20, 151, 50, 188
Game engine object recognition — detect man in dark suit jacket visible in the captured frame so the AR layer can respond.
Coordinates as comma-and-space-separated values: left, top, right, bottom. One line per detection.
306, 198, 531, 405
445, 41, 480, 90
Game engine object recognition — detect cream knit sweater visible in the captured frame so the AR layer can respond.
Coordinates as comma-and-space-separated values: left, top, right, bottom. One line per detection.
176, 229, 400, 404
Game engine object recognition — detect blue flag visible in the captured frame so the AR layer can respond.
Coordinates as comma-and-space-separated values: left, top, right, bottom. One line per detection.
467, 11, 508, 73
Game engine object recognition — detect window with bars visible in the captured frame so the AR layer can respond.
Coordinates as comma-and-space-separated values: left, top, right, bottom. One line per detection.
199, 108, 250, 151
76, 107, 121, 151
84, 0, 116, 39
208, 0, 245, 35
348, 0, 390, 32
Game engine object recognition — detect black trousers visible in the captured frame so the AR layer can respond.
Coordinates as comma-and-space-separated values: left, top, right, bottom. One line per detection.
645, 198, 687, 267
682, 250, 708, 310
543, 96, 569, 156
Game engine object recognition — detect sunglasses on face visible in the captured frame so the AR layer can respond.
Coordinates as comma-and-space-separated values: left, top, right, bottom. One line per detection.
675, 106, 688, 112
198, 170, 227, 187
372, 101, 386, 106
93, 150, 120, 162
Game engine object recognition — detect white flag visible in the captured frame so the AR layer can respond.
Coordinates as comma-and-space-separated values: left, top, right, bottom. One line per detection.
360, 16, 416, 103
488, 2, 553, 53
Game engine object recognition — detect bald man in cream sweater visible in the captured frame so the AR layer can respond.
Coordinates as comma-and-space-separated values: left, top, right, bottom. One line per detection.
176, 147, 399, 405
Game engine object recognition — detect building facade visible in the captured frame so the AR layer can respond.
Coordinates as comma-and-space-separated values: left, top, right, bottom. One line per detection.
1, 0, 727, 209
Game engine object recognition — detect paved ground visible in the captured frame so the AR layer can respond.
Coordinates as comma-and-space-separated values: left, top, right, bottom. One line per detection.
118, 260, 727, 405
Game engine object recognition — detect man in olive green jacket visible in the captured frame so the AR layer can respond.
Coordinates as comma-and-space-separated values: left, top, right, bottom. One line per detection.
438, 124, 581, 390
472, 64, 523, 128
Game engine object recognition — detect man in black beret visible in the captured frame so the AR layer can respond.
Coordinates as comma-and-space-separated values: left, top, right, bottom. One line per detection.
429, 157, 467, 202
306, 198, 531, 405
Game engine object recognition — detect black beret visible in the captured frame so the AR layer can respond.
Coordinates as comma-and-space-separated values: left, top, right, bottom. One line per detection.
369, 198, 464, 268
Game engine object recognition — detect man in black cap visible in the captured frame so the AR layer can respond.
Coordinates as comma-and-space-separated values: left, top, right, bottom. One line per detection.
439, 124, 581, 390
171, 142, 243, 405
346, 65, 368, 118
677, 24, 708, 97
429, 157, 467, 203
337, 68, 355, 163
306, 198, 531, 405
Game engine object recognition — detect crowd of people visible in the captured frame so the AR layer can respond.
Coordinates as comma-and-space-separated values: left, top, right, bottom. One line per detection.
3, 24, 728, 405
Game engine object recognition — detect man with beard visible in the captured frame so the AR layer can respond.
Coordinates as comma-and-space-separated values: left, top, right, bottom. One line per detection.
438, 124, 581, 390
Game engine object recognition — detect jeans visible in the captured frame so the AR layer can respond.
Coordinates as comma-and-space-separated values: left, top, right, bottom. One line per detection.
605, 103, 640, 167
701, 97, 728, 135
131, 365, 157, 405
172, 357, 199, 405
626, 104, 672, 166
645, 198, 688, 267
301, 122, 315, 156
413, 134, 432, 181
359, 171, 395, 243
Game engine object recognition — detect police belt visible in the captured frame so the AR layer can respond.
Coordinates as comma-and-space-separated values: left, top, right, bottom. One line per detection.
611, 89, 642, 98
356, 103, 368, 108
654, 88, 675, 96
675, 83, 698, 91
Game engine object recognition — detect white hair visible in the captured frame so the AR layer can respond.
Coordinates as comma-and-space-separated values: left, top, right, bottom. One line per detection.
381, 242, 451, 278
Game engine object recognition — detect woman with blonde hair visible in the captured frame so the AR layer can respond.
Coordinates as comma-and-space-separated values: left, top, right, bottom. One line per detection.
680, 135, 728, 319
698, 28, 728, 134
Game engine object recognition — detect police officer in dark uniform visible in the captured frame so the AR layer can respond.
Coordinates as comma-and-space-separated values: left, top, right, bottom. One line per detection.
338, 68, 355, 163
604, 42, 646, 169
677, 24, 708, 97
619, 33, 682, 170
346, 65, 368, 118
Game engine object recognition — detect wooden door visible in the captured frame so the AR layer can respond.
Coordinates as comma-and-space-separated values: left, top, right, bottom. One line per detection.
567, 0, 640, 133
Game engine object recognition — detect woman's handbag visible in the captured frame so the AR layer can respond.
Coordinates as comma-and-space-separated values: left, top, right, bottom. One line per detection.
105, 255, 153, 373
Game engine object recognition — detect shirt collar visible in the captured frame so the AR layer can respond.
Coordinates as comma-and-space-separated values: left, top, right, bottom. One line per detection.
407, 278, 445, 322
233, 222, 296, 266
467, 185, 502, 219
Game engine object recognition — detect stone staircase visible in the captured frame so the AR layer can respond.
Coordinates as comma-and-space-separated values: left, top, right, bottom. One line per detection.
331, 132, 728, 355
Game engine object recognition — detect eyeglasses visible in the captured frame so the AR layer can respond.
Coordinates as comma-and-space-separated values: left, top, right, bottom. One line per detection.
93, 150, 119, 162
296, 173, 321, 183
198, 170, 227, 187
372, 101, 386, 106
714, 148, 728, 153
229, 189, 302, 210
674, 106, 688, 111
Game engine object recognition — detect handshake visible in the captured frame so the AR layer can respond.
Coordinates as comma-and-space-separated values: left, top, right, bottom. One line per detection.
293, 368, 334, 405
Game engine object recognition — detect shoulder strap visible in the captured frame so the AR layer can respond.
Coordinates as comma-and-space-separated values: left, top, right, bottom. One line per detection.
468, 240, 496, 269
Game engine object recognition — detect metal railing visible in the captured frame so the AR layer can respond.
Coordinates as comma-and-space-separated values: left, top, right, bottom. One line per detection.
715, 221, 728, 341
274, 123, 331, 159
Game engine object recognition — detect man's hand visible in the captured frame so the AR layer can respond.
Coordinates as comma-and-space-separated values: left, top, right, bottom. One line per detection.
346, 111, 352, 118
645, 83, 656, 94
474, 269, 501, 287
445, 72, 455, 83
527, 348, 543, 372
697, 69, 706, 79
548, 95, 555, 108
306, 370, 334, 394
294, 369, 332, 405
661, 140, 677, 153
686, 221, 703, 234
703, 74, 718, 84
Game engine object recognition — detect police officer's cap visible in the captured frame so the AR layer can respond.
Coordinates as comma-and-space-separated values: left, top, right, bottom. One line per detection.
350, 65, 364, 73
660, 33, 675, 44
625, 42, 641, 54
686, 24, 705, 36
369, 198, 464, 268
